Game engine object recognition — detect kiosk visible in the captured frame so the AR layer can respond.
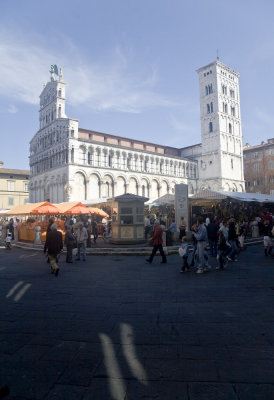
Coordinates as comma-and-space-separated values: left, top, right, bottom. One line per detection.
110, 194, 148, 244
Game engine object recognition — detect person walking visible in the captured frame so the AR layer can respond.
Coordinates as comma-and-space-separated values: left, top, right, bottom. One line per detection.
75, 222, 88, 261
216, 230, 227, 270
144, 215, 151, 240
146, 221, 167, 264
46, 218, 55, 235
227, 220, 238, 262
8, 218, 14, 240
193, 216, 208, 274
64, 226, 74, 263
179, 236, 190, 272
219, 220, 229, 241
262, 220, 273, 256
179, 217, 186, 240
167, 219, 177, 245
206, 218, 219, 257
44, 224, 63, 276
91, 218, 98, 244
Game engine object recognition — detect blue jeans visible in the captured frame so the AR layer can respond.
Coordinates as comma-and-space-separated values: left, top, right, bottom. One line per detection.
227, 240, 237, 260
218, 250, 226, 268
77, 242, 86, 260
197, 241, 207, 270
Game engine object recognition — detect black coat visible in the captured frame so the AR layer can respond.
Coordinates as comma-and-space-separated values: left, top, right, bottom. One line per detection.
228, 223, 237, 241
206, 222, 218, 241
44, 230, 63, 256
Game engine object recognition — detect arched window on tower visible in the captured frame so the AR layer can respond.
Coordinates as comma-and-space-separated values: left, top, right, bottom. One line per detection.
58, 106, 61, 118
209, 122, 213, 133
229, 123, 232, 134
58, 89, 62, 97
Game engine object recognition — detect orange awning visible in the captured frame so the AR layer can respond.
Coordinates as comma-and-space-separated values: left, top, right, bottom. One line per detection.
30, 202, 61, 215
88, 207, 109, 218
53, 202, 79, 213
5, 202, 49, 215
54, 202, 90, 215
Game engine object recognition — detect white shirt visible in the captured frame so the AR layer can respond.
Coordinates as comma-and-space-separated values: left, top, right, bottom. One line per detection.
144, 217, 150, 227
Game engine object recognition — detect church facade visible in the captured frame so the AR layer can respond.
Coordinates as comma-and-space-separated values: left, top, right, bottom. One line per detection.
29, 60, 245, 204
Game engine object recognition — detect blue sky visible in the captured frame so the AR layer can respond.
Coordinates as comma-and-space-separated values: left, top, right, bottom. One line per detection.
1, 0, 274, 170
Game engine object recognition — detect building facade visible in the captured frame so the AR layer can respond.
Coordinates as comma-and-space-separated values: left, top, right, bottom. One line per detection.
0, 162, 30, 210
29, 61, 245, 203
243, 139, 274, 194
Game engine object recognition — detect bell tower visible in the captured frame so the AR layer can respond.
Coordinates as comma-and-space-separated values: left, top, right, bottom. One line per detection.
196, 60, 245, 192
39, 65, 67, 129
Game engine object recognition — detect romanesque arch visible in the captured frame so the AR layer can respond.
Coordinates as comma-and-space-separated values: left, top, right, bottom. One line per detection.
140, 177, 150, 197
89, 173, 100, 199
161, 180, 169, 196
74, 171, 86, 201
128, 176, 139, 195
116, 176, 126, 196
151, 178, 160, 199
102, 174, 114, 198
231, 183, 237, 192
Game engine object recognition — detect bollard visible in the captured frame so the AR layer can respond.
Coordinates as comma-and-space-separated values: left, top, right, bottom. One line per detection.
34, 225, 42, 245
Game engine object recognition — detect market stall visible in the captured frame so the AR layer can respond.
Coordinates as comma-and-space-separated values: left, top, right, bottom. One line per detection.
4, 201, 93, 243
145, 193, 175, 227
5, 202, 61, 242
190, 189, 274, 227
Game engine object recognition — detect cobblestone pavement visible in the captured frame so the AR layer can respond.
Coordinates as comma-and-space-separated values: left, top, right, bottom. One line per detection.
0, 245, 273, 400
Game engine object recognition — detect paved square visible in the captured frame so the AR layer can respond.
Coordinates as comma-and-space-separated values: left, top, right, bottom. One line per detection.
0, 245, 273, 399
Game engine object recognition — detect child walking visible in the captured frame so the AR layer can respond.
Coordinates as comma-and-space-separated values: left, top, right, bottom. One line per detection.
5, 232, 12, 249
179, 236, 190, 272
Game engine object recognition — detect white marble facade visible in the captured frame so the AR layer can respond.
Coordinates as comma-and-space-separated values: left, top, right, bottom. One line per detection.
29, 60, 245, 204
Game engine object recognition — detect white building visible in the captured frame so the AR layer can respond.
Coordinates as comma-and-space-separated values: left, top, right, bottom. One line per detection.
29, 60, 245, 203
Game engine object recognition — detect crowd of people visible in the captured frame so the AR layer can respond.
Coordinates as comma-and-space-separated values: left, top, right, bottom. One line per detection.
43, 215, 113, 276
145, 211, 274, 275
0, 218, 19, 249
2, 207, 274, 278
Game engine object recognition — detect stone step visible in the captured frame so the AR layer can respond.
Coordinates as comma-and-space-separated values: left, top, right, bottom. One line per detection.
12, 238, 263, 255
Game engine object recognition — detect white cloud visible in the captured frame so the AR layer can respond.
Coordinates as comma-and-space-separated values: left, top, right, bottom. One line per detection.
0, 28, 181, 113
7, 105, 18, 114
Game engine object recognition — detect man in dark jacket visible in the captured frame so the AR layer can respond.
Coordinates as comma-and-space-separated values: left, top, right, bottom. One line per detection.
206, 219, 219, 257
44, 224, 63, 276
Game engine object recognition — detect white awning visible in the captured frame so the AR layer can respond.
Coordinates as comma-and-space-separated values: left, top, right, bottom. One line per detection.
146, 193, 175, 206
191, 189, 274, 203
